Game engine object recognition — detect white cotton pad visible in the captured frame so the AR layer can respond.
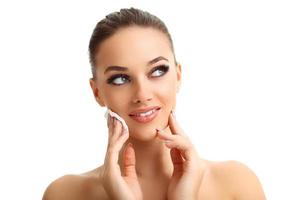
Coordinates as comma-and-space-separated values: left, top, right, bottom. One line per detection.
104, 109, 129, 133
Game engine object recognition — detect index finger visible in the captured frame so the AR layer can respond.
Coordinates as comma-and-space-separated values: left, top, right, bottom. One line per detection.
168, 111, 186, 137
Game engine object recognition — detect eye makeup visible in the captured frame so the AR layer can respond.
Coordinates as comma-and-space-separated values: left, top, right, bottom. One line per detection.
106, 74, 130, 85
150, 64, 169, 77
106, 64, 170, 86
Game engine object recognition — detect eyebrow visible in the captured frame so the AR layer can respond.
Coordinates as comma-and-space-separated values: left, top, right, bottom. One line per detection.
104, 56, 169, 74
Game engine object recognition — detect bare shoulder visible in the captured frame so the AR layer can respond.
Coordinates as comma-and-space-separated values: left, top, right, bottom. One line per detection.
42, 166, 108, 200
207, 160, 266, 200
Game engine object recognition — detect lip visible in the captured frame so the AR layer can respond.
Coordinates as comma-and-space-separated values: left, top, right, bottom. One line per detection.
129, 106, 161, 115
129, 106, 161, 123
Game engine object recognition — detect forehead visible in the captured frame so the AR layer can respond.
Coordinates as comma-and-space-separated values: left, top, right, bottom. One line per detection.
95, 26, 173, 70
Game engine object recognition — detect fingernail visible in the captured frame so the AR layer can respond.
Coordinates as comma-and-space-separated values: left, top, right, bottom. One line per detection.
157, 129, 165, 137
155, 128, 160, 134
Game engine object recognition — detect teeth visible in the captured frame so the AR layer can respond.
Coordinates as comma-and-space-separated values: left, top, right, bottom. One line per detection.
136, 109, 155, 117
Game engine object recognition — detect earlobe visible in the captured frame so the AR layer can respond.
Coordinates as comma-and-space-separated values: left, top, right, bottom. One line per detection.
176, 63, 182, 93
96, 96, 106, 107
89, 78, 106, 107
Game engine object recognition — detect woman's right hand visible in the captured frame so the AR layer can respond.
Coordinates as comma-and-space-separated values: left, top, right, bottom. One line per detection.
100, 115, 143, 200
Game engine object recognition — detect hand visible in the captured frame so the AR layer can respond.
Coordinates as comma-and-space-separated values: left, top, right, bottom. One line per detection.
100, 115, 143, 200
157, 113, 207, 200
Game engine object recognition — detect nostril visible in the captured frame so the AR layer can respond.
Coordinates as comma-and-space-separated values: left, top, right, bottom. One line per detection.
133, 97, 152, 104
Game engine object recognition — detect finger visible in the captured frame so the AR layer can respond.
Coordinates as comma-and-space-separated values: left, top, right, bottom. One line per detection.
105, 132, 129, 167
107, 115, 113, 139
168, 112, 186, 137
157, 131, 193, 161
105, 119, 129, 166
106, 116, 114, 150
167, 144, 193, 162
106, 114, 111, 128
113, 127, 129, 150
170, 148, 184, 175
111, 118, 123, 142
156, 129, 177, 141
123, 143, 137, 178
108, 133, 129, 165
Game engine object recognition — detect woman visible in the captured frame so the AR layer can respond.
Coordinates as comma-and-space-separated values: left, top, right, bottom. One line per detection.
43, 8, 266, 200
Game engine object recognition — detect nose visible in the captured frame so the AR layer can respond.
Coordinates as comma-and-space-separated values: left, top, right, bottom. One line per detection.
132, 79, 153, 104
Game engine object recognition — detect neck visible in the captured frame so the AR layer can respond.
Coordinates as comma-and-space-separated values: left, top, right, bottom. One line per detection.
119, 129, 173, 179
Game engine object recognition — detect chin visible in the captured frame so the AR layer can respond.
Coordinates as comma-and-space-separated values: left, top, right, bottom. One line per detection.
128, 126, 157, 141
125, 108, 171, 140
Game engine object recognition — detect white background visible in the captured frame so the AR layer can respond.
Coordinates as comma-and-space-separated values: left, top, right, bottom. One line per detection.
0, 0, 299, 199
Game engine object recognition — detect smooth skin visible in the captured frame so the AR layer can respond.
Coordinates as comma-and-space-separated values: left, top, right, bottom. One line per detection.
43, 112, 266, 200
43, 26, 266, 200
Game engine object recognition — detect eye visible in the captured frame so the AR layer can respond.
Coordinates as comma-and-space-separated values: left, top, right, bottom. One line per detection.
150, 65, 169, 77
106, 74, 130, 86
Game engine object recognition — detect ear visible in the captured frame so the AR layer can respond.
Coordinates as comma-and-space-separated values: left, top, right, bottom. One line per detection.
176, 63, 182, 93
89, 78, 106, 107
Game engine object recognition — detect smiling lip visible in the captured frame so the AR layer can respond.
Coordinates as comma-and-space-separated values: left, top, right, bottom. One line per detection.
129, 106, 161, 123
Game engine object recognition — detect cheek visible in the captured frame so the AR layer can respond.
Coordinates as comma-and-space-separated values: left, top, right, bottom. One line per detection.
102, 87, 129, 111
97, 75, 129, 110
101, 72, 178, 113
154, 77, 177, 107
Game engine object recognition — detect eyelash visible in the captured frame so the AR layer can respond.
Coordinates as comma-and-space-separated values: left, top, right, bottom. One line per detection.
106, 65, 170, 86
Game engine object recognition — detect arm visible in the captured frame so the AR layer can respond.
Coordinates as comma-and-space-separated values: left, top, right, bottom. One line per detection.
43, 116, 142, 200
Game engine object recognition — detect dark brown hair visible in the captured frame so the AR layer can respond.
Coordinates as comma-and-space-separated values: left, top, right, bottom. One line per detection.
88, 7, 177, 79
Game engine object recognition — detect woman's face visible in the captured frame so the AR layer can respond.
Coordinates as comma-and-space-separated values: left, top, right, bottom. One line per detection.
90, 26, 181, 141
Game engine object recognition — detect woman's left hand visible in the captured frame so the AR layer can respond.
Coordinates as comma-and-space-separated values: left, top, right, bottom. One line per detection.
156, 112, 207, 200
